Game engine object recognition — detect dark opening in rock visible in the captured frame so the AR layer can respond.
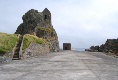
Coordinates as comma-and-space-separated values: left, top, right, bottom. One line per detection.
44, 15, 47, 20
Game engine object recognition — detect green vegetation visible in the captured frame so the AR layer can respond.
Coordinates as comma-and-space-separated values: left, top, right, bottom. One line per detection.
22, 34, 48, 50
37, 27, 53, 33
0, 33, 49, 54
0, 32, 18, 54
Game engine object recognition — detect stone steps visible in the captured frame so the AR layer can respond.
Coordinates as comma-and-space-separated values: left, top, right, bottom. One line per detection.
12, 35, 23, 60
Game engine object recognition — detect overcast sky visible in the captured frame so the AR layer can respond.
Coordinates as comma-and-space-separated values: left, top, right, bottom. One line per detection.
0, 0, 118, 49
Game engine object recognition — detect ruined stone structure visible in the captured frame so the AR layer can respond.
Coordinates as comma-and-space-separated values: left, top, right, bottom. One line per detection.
63, 43, 71, 50
15, 8, 59, 52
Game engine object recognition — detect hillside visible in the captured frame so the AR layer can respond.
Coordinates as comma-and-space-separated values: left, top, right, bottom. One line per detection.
0, 32, 48, 55
0, 32, 18, 55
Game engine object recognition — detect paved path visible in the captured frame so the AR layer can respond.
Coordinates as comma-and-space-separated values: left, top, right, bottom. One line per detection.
0, 51, 118, 80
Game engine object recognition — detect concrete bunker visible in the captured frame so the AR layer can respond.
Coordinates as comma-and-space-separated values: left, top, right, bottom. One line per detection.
63, 43, 71, 50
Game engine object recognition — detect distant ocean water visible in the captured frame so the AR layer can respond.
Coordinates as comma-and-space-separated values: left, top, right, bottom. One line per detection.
72, 48, 85, 51
60, 48, 86, 51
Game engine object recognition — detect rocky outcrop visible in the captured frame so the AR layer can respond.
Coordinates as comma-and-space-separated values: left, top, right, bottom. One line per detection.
103, 39, 118, 56
23, 42, 49, 59
99, 44, 105, 52
85, 46, 100, 52
15, 8, 59, 52
90, 46, 99, 52
87, 38, 118, 56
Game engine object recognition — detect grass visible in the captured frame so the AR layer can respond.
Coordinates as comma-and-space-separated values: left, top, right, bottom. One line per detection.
0, 32, 49, 54
22, 34, 48, 50
0, 32, 18, 54
37, 27, 53, 33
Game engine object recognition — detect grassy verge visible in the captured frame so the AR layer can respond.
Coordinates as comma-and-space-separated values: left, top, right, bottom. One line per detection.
0, 32, 18, 54
22, 34, 48, 50
0, 33, 48, 54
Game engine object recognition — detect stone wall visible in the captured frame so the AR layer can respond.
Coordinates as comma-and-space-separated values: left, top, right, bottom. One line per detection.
23, 42, 49, 59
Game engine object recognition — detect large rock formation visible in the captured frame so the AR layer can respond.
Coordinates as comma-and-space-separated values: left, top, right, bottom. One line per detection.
87, 38, 118, 56
15, 8, 59, 52
103, 39, 118, 55
23, 42, 50, 59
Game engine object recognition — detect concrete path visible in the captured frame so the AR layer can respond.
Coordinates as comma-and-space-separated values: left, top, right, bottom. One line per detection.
0, 51, 118, 80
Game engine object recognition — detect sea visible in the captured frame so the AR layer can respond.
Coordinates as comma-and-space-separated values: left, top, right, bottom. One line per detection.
72, 48, 85, 51
60, 48, 86, 51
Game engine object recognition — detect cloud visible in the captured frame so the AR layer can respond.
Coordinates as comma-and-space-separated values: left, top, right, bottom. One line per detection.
49, 0, 118, 48
0, 0, 118, 48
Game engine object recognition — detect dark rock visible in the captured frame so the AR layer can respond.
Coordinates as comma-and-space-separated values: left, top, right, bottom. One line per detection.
89, 46, 99, 52
85, 49, 91, 51
99, 44, 105, 52
104, 39, 118, 55
88, 38, 118, 56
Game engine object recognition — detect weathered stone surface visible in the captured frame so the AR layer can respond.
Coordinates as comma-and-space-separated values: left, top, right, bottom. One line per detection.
0, 51, 14, 63
99, 44, 105, 52
87, 38, 118, 56
23, 42, 49, 59
103, 39, 118, 56
15, 8, 59, 52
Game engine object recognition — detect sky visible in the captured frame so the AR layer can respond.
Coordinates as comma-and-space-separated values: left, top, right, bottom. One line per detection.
0, 0, 118, 49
